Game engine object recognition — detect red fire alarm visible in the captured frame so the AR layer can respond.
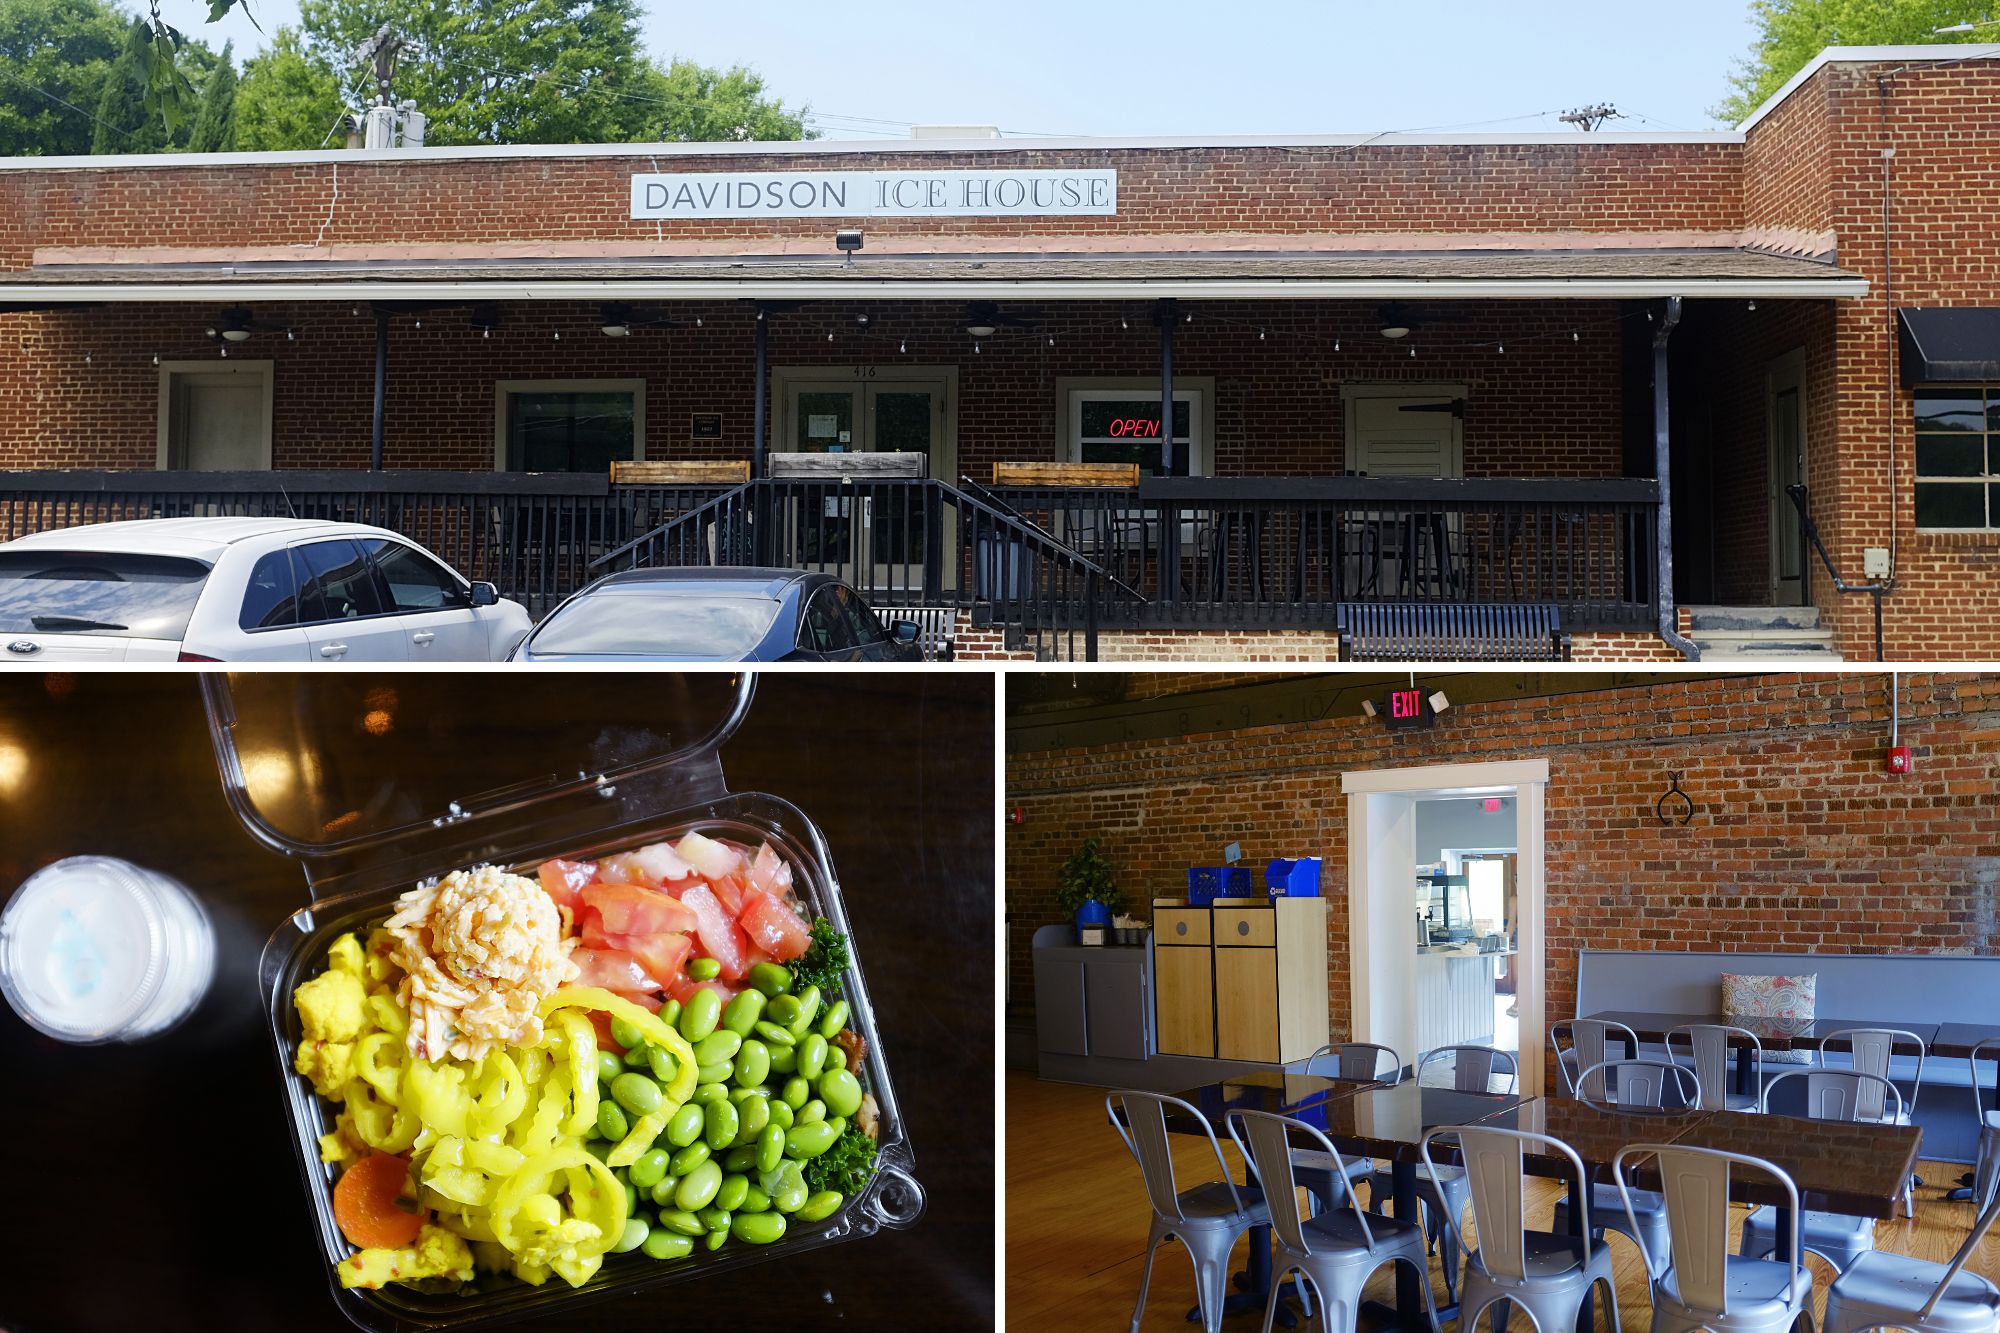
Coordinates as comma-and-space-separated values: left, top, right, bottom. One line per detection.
1009, 807, 1025, 824
1886, 746, 1913, 775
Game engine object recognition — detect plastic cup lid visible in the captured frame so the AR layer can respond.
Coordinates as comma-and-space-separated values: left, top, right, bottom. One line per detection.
0, 857, 169, 1043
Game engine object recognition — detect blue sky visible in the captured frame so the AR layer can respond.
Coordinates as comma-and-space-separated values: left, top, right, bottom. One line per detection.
168, 0, 1767, 134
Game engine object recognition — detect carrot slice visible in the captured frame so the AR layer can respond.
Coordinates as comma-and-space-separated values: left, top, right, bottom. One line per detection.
333, 1152, 425, 1250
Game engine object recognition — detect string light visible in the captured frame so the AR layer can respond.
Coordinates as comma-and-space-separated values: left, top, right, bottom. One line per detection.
83, 351, 91, 364
973, 341, 982, 354
827, 330, 835, 342
482, 328, 490, 338
1333, 338, 1341, 352
899, 339, 907, 354
286, 328, 296, 340
1409, 345, 1416, 358
695, 316, 703, 327
1183, 311, 1193, 323
1258, 329, 1267, 340
414, 319, 422, 329
1046, 335, 1056, 347
1120, 317, 1128, 330
1747, 299, 1758, 311
1572, 329, 1580, 341
151, 353, 159, 366
1497, 343, 1505, 354
553, 330, 561, 340
219, 346, 228, 358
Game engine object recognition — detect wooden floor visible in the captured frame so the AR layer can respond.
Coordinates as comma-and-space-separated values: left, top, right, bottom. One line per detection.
1006, 1071, 2000, 1331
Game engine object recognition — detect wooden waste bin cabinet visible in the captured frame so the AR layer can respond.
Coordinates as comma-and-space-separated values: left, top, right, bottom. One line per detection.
1153, 905, 1215, 1057
1152, 897, 1328, 1063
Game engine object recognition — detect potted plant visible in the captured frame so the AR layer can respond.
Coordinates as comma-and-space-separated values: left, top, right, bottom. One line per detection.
1055, 838, 1125, 940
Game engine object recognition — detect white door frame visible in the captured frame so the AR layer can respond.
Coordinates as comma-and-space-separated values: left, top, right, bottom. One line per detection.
156, 360, 275, 470
1343, 758, 1550, 1096
1765, 349, 1807, 604
770, 365, 958, 480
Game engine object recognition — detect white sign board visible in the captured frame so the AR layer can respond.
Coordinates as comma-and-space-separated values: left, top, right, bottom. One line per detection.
630, 169, 1117, 219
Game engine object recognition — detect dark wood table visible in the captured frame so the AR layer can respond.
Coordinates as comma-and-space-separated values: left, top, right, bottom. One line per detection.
0, 672, 994, 1333
1932, 1023, 2000, 1060
1661, 1110, 1923, 1221
1580, 1009, 1940, 1097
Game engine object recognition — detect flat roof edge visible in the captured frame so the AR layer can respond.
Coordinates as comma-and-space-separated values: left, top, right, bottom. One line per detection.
0, 130, 1744, 174
1736, 43, 2000, 132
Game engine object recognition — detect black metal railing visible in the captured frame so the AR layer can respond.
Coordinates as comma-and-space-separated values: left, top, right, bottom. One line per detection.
1786, 483, 1887, 661
592, 476, 1126, 661
0, 470, 731, 617
985, 476, 1662, 631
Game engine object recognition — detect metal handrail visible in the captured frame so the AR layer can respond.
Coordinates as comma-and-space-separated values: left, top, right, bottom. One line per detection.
1785, 483, 1889, 661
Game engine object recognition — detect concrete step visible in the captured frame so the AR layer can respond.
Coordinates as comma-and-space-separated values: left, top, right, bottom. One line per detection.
1685, 604, 1823, 632
1694, 645, 1846, 661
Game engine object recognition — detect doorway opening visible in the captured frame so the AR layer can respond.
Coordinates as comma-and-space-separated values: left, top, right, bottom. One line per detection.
156, 362, 274, 470
1343, 759, 1549, 1096
1766, 349, 1808, 605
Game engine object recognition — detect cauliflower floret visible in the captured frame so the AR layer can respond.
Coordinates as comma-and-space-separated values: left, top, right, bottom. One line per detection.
327, 932, 366, 977
336, 1223, 476, 1291
294, 1037, 357, 1101
296, 966, 369, 1044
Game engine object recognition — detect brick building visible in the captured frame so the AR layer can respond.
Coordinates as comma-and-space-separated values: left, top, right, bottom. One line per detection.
3, 45, 1998, 660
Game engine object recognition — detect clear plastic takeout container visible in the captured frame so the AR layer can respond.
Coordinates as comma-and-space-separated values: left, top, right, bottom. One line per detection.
199, 672, 924, 1333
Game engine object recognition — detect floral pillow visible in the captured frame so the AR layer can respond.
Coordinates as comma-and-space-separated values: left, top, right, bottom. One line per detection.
1722, 972, 1817, 1064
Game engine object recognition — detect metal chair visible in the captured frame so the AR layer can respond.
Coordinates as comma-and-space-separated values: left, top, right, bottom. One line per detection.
1106, 1091, 1271, 1333
1227, 1108, 1439, 1333
1613, 1142, 1815, 1333
1422, 1123, 1621, 1333
1293, 1044, 1402, 1216
1556, 1018, 1641, 1101
1366, 1046, 1519, 1304
1821, 1187, 2000, 1333
1738, 1068, 1905, 1273
1949, 1038, 2000, 1207
1667, 1022, 1767, 1112
1551, 1059, 1701, 1280
1819, 1025, 1926, 1215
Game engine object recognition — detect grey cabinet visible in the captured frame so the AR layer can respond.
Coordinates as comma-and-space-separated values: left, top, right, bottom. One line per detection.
1032, 924, 1154, 1065
1083, 947, 1150, 1060
1033, 954, 1088, 1056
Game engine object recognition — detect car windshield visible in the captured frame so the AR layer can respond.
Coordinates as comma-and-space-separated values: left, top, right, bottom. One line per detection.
529, 588, 784, 657
0, 551, 211, 639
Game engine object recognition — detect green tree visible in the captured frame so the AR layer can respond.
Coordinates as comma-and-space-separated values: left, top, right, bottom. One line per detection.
0, 0, 127, 156
185, 40, 237, 151
233, 27, 345, 150
1715, 0, 1993, 123
92, 16, 221, 151
649, 58, 807, 141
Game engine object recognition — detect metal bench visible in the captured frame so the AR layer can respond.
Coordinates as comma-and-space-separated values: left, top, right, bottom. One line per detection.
1334, 602, 1572, 661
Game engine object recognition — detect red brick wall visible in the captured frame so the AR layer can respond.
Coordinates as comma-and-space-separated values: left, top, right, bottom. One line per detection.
1005, 672, 2000, 1064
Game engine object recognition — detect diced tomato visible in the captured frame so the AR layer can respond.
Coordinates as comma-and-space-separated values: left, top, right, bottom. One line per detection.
578, 906, 610, 950
667, 973, 741, 1007
749, 843, 794, 899
587, 1009, 622, 1053
610, 989, 664, 1013
537, 858, 597, 913
675, 831, 744, 882
613, 931, 693, 989
741, 940, 777, 976
710, 871, 748, 917
570, 947, 663, 993
740, 889, 813, 962
582, 882, 698, 937
680, 882, 750, 980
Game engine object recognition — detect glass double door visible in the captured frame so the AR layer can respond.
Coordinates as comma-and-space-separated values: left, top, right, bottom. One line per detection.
780, 375, 949, 591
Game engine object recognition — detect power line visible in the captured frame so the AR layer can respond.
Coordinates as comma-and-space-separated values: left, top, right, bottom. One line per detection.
0, 63, 139, 143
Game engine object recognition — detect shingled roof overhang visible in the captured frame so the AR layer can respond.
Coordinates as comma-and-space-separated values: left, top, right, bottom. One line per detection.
0, 239, 1870, 303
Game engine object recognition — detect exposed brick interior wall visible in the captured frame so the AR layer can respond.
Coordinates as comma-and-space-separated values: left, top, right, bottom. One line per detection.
1005, 672, 2000, 1086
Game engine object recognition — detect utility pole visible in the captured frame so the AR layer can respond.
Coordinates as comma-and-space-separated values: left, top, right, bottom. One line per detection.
1559, 103, 1622, 132
350, 24, 426, 149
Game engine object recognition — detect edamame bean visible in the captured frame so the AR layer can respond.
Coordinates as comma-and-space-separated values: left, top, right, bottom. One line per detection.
785, 1122, 839, 1160
818, 1000, 850, 1039
769, 1161, 808, 1214
623, 1179, 638, 1216
658, 998, 682, 1029
739, 1185, 772, 1213
753, 1020, 797, 1047
795, 1190, 844, 1223
658, 1208, 705, 1237
596, 1050, 625, 1084
650, 1176, 680, 1207
722, 1145, 760, 1173
666, 1102, 706, 1148
735, 1094, 770, 1143
688, 956, 722, 981
748, 962, 792, 997
596, 1100, 629, 1142
696, 1062, 735, 1086
732, 1212, 787, 1245
585, 1139, 613, 1162
669, 1142, 711, 1176
647, 1044, 679, 1085
695, 1030, 742, 1064
704, 1229, 728, 1252
797, 1100, 826, 1126
716, 1172, 749, 1212
679, 988, 722, 1043
824, 1046, 846, 1073
798, 1033, 828, 1080
721, 990, 767, 1038
768, 1099, 796, 1131
789, 986, 822, 1035
675, 1160, 723, 1211
613, 1217, 650, 1253
825, 1117, 847, 1138
628, 1147, 671, 1190
610, 1016, 646, 1050
756, 1123, 786, 1174
705, 1097, 740, 1150
728, 1086, 766, 1104
766, 995, 802, 1027
781, 1076, 810, 1109
692, 1082, 729, 1105
697, 1206, 732, 1233
623, 1043, 653, 1069
611, 1072, 663, 1118
643, 1231, 694, 1260
735, 1039, 771, 1089
819, 1068, 864, 1118
769, 1044, 798, 1074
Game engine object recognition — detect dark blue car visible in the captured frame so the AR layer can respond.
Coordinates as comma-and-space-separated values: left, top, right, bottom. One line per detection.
510, 567, 928, 662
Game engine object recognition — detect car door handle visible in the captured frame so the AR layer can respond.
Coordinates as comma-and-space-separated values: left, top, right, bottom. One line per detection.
319, 643, 348, 658
411, 631, 435, 646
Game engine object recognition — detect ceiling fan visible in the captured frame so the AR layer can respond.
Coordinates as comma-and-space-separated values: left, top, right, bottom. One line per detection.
597, 302, 679, 337
205, 306, 294, 344
1373, 301, 1470, 340
963, 301, 1036, 337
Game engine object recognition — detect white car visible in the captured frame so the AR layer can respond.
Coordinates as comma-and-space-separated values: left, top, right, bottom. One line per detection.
0, 517, 532, 662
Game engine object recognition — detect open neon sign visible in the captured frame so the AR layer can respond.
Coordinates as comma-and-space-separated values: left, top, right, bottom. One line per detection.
1104, 417, 1161, 439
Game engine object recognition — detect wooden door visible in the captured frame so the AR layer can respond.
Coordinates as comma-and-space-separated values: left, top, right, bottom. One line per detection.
1215, 945, 1280, 1063
1154, 946, 1215, 1058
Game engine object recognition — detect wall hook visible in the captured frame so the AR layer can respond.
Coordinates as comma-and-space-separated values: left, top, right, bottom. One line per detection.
1656, 771, 1695, 826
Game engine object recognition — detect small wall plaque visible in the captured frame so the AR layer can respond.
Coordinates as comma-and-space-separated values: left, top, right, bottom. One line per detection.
691, 413, 723, 439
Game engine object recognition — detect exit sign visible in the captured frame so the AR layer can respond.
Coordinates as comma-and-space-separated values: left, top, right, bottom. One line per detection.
1383, 687, 1436, 731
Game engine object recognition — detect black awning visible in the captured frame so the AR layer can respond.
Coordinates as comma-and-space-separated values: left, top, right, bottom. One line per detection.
1898, 307, 2000, 386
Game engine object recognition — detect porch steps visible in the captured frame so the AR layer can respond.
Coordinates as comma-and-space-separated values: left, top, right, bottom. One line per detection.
1684, 605, 1844, 661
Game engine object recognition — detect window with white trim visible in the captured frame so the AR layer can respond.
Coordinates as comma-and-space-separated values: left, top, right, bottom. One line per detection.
1065, 386, 1207, 477
1914, 388, 2000, 531
496, 380, 644, 472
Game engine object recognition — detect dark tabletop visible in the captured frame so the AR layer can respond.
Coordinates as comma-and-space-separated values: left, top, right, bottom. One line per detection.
1167, 1077, 1524, 1163
1470, 1097, 1711, 1180
1582, 1010, 1939, 1054
1659, 1110, 1922, 1218
0, 671, 995, 1333
1932, 1023, 2000, 1060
